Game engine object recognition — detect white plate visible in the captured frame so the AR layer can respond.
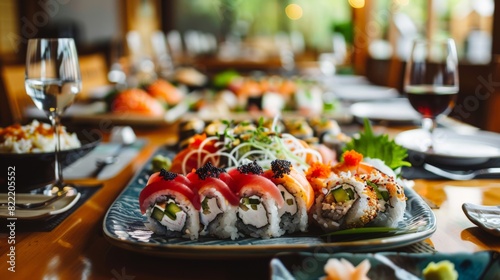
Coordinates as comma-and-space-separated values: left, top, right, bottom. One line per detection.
395, 128, 500, 165
332, 84, 399, 101
350, 98, 421, 123
0, 193, 81, 220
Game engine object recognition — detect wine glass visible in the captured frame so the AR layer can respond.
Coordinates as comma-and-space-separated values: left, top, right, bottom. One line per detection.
404, 38, 459, 151
25, 38, 81, 195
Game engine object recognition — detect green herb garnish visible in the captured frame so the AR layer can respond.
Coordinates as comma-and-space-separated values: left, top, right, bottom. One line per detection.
344, 119, 411, 174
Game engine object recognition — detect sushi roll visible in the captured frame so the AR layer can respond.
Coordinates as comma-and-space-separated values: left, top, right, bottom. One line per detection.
283, 118, 314, 140
187, 162, 241, 240
331, 150, 406, 227
228, 161, 285, 238
178, 118, 206, 149
263, 159, 314, 233
361, 169, 406, 227
308, 117, 341, 143
139, 169, 200, 240
311, 171, 379, 232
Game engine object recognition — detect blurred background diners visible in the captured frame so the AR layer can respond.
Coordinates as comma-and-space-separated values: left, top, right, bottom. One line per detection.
0, 0, 499, 131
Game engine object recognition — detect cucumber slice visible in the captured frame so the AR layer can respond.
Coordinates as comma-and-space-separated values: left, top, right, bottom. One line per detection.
380, 191, 390, 201
201, 197, 211, 214
151, 206, 164, 221
239, 203, 249, 211
346, 188, 355, 200
248, 198, 260, 205
332, 188, 350, 203
165, 203, 182, 220
367, 181, 389, 201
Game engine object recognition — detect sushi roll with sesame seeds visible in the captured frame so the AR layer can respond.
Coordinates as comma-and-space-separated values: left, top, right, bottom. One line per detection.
360, 168, 406, 227
139, 169, 200, 240
263, 159, 314, 234
331, 150, 406, 228
311, 171, 380, 232
228, 161, 285, 238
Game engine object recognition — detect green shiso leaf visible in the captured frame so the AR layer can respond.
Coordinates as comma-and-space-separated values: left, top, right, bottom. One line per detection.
344, 118, 411, 173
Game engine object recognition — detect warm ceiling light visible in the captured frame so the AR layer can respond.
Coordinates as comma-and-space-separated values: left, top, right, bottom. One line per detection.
285, 4, 303, 20
349, 0, 365, 9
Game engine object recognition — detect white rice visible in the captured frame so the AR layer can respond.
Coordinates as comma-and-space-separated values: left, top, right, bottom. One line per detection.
236, 196, 282, 239
0, 120, 81, 153
277, 184, 309, 234
144, 192, 200, 240
199, 187, 240, 240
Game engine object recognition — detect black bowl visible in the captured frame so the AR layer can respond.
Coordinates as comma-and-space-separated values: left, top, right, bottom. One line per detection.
0, 130, 102, 192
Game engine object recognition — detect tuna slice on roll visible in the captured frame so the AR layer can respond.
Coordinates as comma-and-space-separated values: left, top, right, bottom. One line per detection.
187, 162, 241, 240
228, 161, 285, 238
139, 169, 200, 240
263, 159, 314, 234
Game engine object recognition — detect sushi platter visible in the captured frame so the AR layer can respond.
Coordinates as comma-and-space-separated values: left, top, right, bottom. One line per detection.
102, 146, 436, 258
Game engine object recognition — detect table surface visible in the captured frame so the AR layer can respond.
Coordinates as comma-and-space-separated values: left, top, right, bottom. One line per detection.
1, 123, 499, 280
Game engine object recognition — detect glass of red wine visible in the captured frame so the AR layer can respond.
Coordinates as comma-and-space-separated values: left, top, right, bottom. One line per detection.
404, 38, 459, 151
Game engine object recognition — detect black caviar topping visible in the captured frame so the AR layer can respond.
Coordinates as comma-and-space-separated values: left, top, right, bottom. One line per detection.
270, 159, 291, 178
196, 161, 226, 180
159, 169, 178, 180
237, 160, 263, 175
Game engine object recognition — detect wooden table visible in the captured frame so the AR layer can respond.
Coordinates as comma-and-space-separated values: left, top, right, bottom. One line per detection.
1, 123, 499, 279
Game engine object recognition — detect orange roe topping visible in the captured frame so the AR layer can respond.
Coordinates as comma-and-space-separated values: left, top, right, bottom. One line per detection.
343, 150, 363, 167
305, 162, 331, 179
189, 133, 208, 148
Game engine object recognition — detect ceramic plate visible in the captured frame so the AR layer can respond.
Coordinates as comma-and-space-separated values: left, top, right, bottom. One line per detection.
0, 193, 81, 220
102, 148, 436, 258
350, 98, 421, 124
462, 203, 500, 237
395, 128, 500, 166
331, 84, 399, 102
270, 251, 500, 280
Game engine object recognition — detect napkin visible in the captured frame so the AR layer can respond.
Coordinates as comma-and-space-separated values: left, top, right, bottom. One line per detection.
63, 139, 146, 180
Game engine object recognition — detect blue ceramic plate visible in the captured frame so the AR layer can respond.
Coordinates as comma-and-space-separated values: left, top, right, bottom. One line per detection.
102, 147, 436, 258
271, 251, 500, 280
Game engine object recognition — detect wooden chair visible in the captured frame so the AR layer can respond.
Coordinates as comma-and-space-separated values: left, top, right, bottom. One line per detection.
78, 53, 110, 100
1, 63, 29, 124
0, 53, 109, 124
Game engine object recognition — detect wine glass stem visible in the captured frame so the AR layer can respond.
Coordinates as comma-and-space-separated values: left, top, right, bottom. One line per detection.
50, 115, 64, 188
422, 118, 436, 151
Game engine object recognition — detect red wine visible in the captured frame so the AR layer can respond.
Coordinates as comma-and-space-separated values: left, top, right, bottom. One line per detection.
405, 86, 457, 119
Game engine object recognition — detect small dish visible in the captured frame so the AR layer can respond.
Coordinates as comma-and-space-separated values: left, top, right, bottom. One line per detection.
0, 192, 81, 220
270, 251, 500, 280
462, 203, 500, 237
0, 131, 101, 191
395, 128, 500, 166
350, 98, 421, 124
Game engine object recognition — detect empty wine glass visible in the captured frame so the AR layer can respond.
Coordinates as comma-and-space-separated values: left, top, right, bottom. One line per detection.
404, 38, 459, 151
25, 38, 81, 195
